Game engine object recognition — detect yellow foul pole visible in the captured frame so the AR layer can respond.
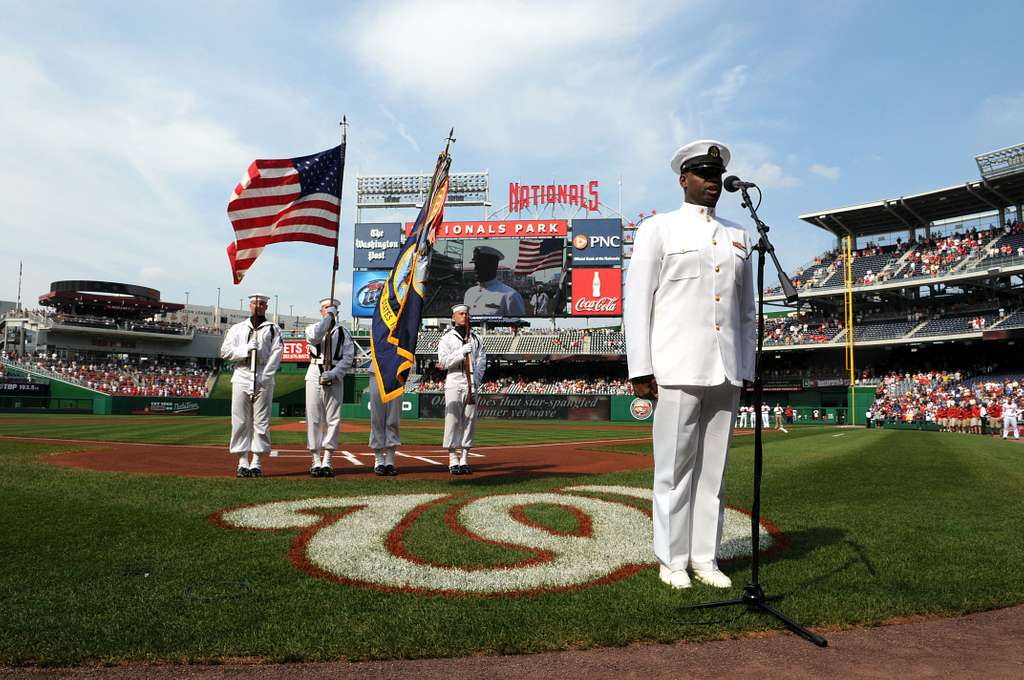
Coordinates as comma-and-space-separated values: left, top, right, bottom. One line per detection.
843, 236, 855, 423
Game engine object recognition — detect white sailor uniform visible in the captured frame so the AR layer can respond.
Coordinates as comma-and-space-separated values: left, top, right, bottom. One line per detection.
437, 325, 486, 469
624, 201, 756, 574
220, 318, 284, 472
367, 362, 403, 471
464, 278, 525, 317
304, 314, 355, 471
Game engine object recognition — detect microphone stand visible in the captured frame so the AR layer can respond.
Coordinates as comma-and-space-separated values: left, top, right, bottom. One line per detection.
684, 186, 826, 647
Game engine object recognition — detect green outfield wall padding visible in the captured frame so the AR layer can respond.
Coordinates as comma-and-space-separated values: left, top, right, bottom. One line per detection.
610, 395, 655, 422
9, 368, 112, 415
349, 392, 419, 420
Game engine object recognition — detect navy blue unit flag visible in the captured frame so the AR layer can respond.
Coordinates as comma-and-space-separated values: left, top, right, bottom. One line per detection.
370, 145, 452, 403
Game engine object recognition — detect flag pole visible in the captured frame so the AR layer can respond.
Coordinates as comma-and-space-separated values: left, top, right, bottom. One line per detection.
329, 116, 348, 305
322, 116, 347, 377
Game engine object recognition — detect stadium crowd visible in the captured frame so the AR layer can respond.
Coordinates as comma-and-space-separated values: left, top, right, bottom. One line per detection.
869, 370, 1023, 437
16, 353, 215, 398
771, 220, 1023, 295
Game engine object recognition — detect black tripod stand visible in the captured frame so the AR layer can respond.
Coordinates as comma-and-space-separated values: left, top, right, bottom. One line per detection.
684, 184, 828, 648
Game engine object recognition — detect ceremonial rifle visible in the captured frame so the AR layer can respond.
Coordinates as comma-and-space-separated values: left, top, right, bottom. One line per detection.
461, 321, 475, 406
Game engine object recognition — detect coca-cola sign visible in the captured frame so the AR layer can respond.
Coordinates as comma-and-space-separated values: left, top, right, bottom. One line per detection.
572, 268, 621, 316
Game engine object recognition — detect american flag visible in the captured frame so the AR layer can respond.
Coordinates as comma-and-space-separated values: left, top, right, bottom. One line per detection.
514, 238, 563, 275
226, 145, 343, 284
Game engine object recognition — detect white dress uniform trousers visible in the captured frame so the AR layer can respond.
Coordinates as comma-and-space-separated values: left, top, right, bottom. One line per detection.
624, 202, 756, 571
304, 315, 355, 453
220, 319, 285, 455
367, 365, 402, 450
437, 327, 486, 458
463, 279, 526, 317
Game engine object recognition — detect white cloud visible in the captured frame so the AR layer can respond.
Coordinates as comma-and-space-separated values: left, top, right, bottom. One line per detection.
702, 64, 748, 111
976, 93, 1024, 149
809, 163, 841, 180
727, 142, 801, 190
343, 0, 755, 213
380, 106, 420, 153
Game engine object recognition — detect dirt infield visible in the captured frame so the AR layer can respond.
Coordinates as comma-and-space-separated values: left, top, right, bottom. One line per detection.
25, 436, 653, 479
2, 604, 1021, 678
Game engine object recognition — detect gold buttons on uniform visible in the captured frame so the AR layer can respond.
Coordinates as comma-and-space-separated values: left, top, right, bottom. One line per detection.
715, 325, 721, 331
712, 239, 717, 245
715, 295, 721, 302
714, 266, 720, 273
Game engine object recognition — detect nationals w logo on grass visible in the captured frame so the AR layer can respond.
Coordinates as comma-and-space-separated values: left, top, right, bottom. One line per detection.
212, 486, 778, 596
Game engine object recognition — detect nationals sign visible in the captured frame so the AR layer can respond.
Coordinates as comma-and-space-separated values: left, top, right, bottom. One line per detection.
572, 268, 622, 316
405, 220, 567, 239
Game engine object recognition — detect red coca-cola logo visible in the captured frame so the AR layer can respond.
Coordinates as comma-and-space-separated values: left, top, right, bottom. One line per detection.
574, 296, 620, 313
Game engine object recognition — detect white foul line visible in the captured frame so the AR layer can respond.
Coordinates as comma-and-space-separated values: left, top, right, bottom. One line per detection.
339, 450, 364, 466
394, 450, 444, 466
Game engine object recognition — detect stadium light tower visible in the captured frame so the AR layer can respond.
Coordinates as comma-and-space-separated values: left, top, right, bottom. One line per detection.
185, 291, 190, 306
976, 142, 1024, 180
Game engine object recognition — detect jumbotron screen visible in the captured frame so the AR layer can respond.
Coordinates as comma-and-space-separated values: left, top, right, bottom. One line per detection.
352, 218, 622, 319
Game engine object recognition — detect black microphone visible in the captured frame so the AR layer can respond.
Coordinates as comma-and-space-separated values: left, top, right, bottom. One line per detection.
724, 175, 757, 192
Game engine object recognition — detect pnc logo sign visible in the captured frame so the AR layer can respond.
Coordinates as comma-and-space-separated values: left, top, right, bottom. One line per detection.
573, 234, 621, 250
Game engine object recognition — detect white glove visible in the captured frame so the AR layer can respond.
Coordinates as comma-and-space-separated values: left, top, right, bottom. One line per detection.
460, 344, 473, 355
246, 338, 259, 351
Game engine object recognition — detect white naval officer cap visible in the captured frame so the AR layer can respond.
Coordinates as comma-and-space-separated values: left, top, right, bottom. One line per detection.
248, 294, 270, 303
451, 304, 469, 314
670, 139, 730, 176
319, 297, 340, 307
471, 245, 504, 261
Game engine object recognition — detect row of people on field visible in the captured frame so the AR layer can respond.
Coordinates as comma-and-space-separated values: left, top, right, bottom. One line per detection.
222, 295, 488, 479
870, 370, 1023, 438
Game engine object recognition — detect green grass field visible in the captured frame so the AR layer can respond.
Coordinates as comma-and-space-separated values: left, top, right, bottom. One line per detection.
1, 416, 1022, 665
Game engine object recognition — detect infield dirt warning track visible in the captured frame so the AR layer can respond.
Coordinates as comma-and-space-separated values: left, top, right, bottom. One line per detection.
10, 430, 661, 481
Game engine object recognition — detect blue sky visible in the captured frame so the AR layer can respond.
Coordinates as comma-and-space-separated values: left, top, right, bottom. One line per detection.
1, 0, 1021, 320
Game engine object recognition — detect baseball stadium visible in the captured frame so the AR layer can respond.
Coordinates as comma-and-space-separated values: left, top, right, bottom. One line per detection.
2, 136, 1023, 677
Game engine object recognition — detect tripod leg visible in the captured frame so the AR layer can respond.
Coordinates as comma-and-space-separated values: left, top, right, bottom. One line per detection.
755, 600, 828, 647
684, 596, 745, 611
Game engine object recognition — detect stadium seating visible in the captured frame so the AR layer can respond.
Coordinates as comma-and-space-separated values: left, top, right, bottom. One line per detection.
980, 225, 1024, 265
852, 319, 920, 342
993, 308, 1024, 329
912, 311, 1001, 338
15, 354, 214, 397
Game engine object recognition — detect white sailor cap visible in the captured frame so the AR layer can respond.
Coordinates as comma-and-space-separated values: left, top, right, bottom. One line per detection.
670, 139, 730, 176
319, 297, 340, 307
451, 304, 469, 314
248, 294, 270, 303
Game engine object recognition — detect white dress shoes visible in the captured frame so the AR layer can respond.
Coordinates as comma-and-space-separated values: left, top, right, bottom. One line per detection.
658, 565, 692, 589
692, 568, 732, 588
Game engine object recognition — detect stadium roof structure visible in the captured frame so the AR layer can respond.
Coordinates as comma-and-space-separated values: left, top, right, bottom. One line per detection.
800, 144, 1024, 239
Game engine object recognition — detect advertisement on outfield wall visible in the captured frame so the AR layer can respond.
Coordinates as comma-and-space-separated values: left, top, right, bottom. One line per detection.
353, 223, 402, 269
571, 268, 622, 316
281, 340, 310, 362
352, 270, 389, 318
419, 393, 609, 420
571, 218, 622, 266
